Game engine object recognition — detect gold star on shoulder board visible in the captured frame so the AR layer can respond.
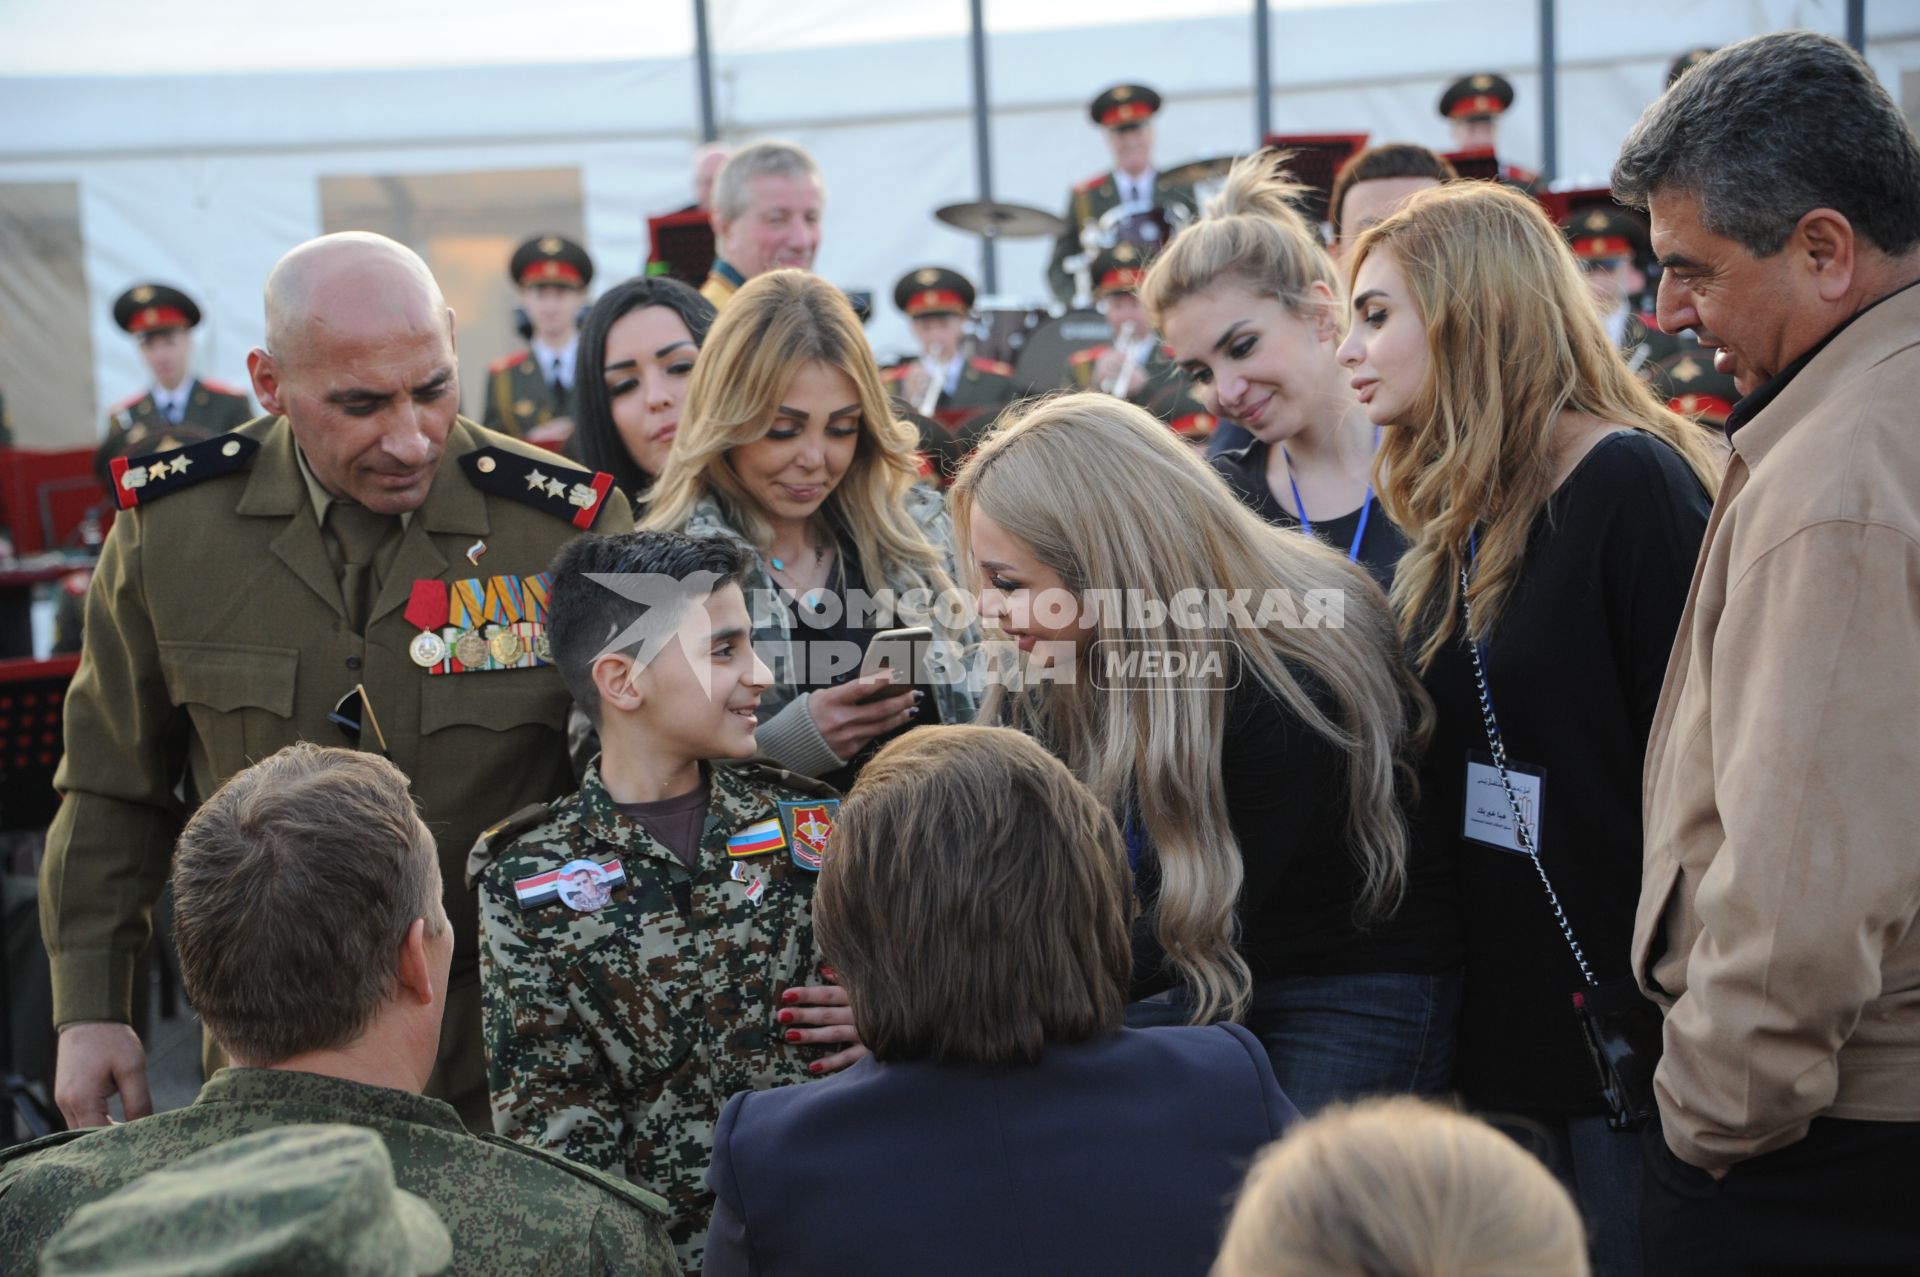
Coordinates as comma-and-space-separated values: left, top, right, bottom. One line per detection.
170, 453, 192, 474
544, 476, 566, 498
526, 468, 550, 491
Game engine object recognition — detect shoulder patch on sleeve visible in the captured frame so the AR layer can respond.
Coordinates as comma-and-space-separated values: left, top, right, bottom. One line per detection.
969, 357, 1014, 378
1075, 171, 1110, 193
475, 1133, 671, 1217
110, 432, 258, 510
459, 446, 617, 529
466, 800, 563, 887
199, 378, 249, 399
488, 349, 530, 375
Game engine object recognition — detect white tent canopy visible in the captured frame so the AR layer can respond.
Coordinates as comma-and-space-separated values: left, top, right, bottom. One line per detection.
3, 0, 1916, 446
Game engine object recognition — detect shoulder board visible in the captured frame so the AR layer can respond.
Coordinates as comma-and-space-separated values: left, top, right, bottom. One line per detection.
881, 364, 911, 383
1068, 346, 1105, 366
110, 432, 258, 511
721, 760, 842, 804
459, 446, 616, 530
488, 350, 531, 375
466, 799, 565, 887
1075, 172, 1111, 193
110, 390, 150, 413
969, 357, 1014, 377
198, 378, 249, 399
474, 1133, 671, 1217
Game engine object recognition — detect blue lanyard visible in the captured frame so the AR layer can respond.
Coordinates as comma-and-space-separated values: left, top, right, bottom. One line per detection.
1280, 425, 1380, 564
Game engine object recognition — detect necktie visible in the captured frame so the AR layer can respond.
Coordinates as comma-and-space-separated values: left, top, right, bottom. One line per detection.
326, 502, 396, 633
549, 360, 567, 399
164, 397, 183, 425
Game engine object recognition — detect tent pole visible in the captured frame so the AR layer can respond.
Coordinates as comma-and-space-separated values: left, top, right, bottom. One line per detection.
1538, 0, 1557, 185
1253, 1, 1272, 144
693, 0, 718, 143
1846, 0, 1866, 52
969, 0, 998, 293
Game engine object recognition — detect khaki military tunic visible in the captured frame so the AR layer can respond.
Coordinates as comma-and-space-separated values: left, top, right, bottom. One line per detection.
40, 415, 632, 1128
102, 379, 253, 455
480, 350, 571, 439
0, 1067, 678, 1275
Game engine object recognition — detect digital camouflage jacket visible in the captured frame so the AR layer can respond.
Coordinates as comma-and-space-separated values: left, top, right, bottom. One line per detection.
471, 758, 839, 1272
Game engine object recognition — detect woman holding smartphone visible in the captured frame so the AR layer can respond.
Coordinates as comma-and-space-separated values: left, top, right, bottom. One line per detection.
644, 270, 977, 788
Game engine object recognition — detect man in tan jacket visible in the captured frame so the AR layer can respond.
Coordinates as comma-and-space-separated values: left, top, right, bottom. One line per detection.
1613, 31, 1920, 1274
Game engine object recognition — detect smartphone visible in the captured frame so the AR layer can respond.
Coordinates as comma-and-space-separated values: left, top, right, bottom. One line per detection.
860, 626, 934, 686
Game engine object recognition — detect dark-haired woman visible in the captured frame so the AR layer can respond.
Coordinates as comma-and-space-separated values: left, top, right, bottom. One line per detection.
573, 275, 716, 498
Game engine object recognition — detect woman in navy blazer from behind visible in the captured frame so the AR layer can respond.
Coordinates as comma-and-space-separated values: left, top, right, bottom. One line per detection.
704, 725, 1297, 1277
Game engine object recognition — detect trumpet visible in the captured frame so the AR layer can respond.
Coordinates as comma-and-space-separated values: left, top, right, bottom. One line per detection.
1107, 323, 1141, 398
917, 354, 944, 416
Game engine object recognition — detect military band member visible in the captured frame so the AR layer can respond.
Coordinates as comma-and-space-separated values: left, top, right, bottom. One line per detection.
1046, 84, 1196, 305
40, 232, 632, 1138
1561, 205, 1680, 374
104, 283, 253, 453
1650, 348, 1739, 431
483, 235, 594, 441
1437, 72, 1540, 191
881, 267, 1018, 481
1065, 246, 1215, 445
474, 530, 848, 1273
702, 141, 825, 310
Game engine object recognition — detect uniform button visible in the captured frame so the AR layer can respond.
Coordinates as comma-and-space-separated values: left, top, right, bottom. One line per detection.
345, 655, 362, 670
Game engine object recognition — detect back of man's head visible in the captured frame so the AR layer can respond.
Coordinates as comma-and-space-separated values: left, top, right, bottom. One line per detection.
172, 743, 442, 1066
711, 140, 822, 225
546, 529, 751, 726
1612, 30, 1920, 258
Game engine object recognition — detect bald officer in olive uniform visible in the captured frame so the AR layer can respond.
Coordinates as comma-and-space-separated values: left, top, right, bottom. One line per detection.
42, 232, 632, 1134
104, 284, 253, 454
881, 267, 1019, 483
481, 235, 593, 441
1045, 84, 1197, 305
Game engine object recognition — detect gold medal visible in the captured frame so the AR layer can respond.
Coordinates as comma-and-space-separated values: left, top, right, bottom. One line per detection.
409, 630, 447, 668
453, 628, 490, 669
489, 627, 524, 667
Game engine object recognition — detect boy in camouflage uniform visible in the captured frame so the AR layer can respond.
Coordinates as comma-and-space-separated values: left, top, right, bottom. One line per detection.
471, 530, 854, 1273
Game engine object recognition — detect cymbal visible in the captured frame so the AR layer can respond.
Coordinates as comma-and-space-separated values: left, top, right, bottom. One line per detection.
1160, 154, 1242, 188
935, 200, 1069, 239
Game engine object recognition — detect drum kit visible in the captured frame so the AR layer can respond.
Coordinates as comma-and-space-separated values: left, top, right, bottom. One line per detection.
930, 154, 1240, 392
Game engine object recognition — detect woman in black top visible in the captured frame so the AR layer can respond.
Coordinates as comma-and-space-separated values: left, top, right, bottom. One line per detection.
1147, 153, 1408, 590
1338, 180, 1719, 1277
949, 392, 1461, 1116
573, 275, 715, 500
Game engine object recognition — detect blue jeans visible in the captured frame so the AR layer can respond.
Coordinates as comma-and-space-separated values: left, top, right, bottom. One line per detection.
1126, 969, 1461, 1116
1491, 1113, 1643, 1277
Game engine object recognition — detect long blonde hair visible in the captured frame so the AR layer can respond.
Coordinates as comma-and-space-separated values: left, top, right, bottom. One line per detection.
1213, 1097, 1590, 1277
1141, 150, 1338, 330
1348, 182, 1721, 670
949, 394, 1427, 1025
642, 269, 948, 594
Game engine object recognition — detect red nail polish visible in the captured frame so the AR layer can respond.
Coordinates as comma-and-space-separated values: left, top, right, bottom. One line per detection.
785, 1029, 803, 1043
808, 1062, 824, 1074
778, 1010, 794, 1024
781, 989, 799, 1003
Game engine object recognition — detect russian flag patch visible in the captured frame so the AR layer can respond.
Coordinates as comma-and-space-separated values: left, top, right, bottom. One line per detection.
727, 817, 787, 858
